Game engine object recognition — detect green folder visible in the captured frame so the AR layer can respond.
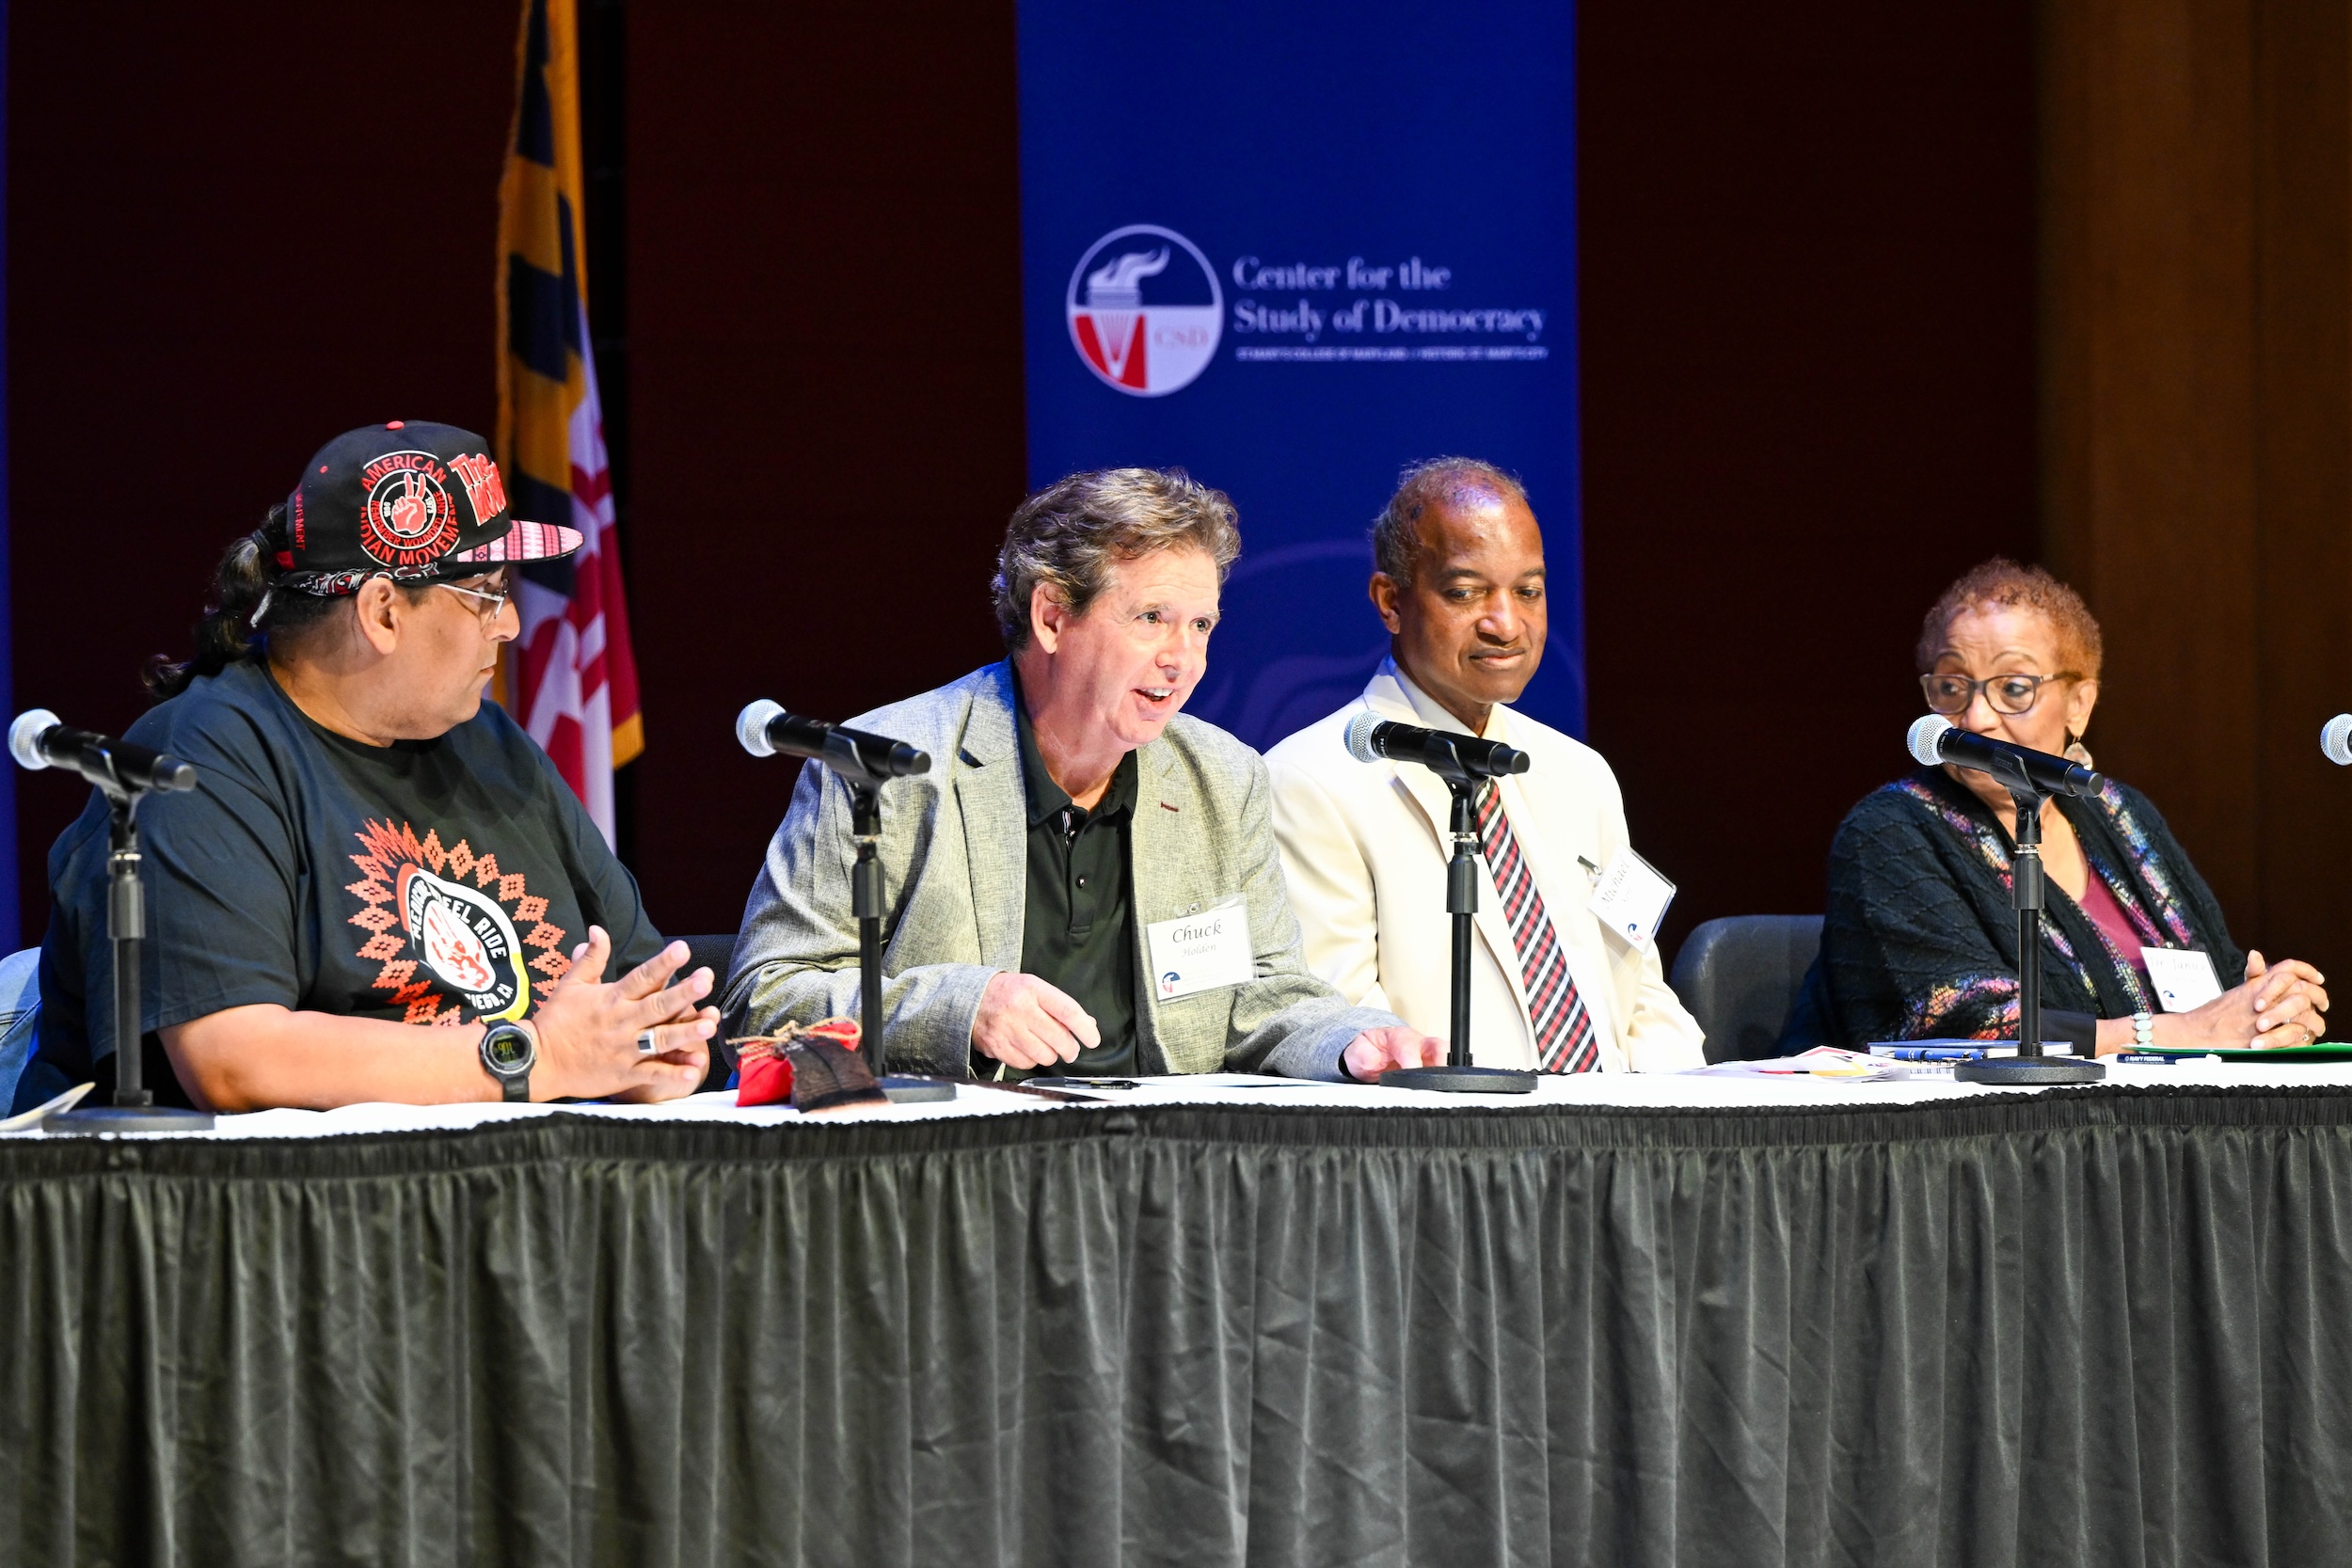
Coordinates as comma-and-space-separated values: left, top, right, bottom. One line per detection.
2135, 1041, 2352, 1062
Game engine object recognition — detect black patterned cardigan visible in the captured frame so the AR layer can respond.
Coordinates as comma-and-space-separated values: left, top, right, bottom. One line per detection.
1783, 767, 2246, 1051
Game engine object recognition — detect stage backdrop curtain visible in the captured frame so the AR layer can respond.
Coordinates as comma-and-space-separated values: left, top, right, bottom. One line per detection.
5, 1091, 2352, 1566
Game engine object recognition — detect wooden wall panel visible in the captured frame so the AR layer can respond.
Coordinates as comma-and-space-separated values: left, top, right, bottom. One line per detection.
2249, 0, 2352, 970
2042, 0, 2352, 978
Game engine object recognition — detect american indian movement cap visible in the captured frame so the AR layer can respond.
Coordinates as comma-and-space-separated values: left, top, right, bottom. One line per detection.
274, 420, 582, 595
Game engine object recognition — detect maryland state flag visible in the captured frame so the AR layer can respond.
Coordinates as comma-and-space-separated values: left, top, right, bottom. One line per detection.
496, 0, 642, 844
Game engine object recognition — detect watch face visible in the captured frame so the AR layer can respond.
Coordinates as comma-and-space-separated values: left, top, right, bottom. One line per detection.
483, 1025, 533, 1074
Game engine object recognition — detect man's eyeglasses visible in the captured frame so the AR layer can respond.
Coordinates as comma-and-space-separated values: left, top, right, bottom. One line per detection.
1920, 671, 2081, 717
437, 578, 513, 621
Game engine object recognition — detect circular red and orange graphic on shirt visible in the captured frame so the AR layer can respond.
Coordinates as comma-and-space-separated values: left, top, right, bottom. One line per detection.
346, 819, 572, 1025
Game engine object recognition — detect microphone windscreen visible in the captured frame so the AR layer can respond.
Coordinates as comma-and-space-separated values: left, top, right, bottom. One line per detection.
736, 699, 784, 759
2325, 714, 2352, 767
1343, 710, 1384, 765
1906, 714, 1952, 768
8, 709, 58, 773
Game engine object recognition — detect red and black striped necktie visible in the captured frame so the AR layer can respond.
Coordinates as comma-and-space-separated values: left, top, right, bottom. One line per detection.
1474, 783, 1599, 1072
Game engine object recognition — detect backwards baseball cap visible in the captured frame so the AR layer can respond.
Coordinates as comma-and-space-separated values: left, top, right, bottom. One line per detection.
275, 420, 581, 594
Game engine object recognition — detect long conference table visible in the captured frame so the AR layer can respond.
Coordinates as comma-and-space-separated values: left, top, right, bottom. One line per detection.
6, 1061, 2352, 1567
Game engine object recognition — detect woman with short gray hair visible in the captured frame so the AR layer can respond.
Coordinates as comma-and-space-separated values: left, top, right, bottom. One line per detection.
1788, 558, 2328, 1053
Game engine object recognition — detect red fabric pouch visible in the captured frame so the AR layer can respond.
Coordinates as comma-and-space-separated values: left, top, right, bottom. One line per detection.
734, 1041, 795, 1106
732, 1018, 872, 1110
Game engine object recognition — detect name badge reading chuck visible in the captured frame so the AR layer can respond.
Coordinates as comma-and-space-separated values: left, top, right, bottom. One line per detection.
1147, 896, 1255, 1001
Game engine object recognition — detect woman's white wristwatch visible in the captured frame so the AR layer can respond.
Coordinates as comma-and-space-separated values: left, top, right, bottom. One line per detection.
2132, 1011, 2154, 1049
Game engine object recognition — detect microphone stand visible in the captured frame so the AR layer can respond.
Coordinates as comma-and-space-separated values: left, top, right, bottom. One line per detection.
1381, 743, 1537, 1095
845, 778, 954, 1105
1953, 785, 2104, 1085
49, 764, 215, 1132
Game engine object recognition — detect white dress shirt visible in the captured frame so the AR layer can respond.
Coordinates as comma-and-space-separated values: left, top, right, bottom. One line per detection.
1264, 658, 1705, 1071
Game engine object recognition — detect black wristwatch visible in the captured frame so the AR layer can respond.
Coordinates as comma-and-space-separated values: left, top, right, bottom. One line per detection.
479, 1021, 537, 1102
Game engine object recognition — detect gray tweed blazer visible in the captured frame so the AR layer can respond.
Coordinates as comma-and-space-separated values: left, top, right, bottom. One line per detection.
722, 662, 1398, 1079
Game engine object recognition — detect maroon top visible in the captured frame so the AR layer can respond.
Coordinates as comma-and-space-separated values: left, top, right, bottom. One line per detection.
2074, 871, 2152, 983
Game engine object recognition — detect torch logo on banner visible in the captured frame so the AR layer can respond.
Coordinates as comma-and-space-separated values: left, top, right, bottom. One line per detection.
1066, 225, 1223, 396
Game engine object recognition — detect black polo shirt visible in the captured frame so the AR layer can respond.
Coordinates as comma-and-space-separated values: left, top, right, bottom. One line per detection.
1012, 693, 1141, 1076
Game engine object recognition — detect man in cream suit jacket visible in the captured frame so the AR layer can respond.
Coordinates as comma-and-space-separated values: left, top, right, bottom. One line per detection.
1265, 459, 1704, 1072
725, 468, 1442, 1084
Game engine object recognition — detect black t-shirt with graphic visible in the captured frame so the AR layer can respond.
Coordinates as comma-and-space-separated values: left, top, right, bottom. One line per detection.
23, 658, 661, 1110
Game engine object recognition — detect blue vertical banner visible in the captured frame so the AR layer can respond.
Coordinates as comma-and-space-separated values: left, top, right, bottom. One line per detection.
1016, 0, 1583, 749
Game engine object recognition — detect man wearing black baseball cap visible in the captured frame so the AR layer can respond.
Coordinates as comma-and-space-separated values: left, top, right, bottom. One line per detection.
14, 422, 716, 1114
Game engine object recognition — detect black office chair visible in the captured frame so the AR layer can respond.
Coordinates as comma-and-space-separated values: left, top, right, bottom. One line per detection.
1668, 915, 1824, 1063
677, 932, 741, 1091
679, 932, 739, 992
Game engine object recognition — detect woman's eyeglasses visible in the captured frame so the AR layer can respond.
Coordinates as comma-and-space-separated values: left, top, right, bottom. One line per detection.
437, 578, 513, 621
1920, 671, 2080, 717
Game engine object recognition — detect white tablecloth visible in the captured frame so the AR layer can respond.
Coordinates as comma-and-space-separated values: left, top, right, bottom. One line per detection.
20, 1056, 2352, 1140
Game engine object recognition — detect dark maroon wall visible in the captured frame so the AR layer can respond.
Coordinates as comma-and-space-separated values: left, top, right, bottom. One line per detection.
8, 0, 2035, 961
622, 0, 1027, 935
617, 0, 2037, 944
1577, 2, 2040, 958
6, 0, 1026, 947
9, 5, 515, 938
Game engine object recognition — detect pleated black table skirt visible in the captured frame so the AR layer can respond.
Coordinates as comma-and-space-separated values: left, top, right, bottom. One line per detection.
6, 1086, 2352, 1566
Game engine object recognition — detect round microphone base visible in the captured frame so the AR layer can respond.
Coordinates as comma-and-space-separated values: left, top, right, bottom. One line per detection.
1380, 1065, 1540, 1095
879, 1074, 960, 1103
1952, 1056, 2106, 1085
44, 1103, 216, 1134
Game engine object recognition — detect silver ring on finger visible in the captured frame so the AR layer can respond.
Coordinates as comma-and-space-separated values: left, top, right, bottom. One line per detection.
636, 1028, 659, 1056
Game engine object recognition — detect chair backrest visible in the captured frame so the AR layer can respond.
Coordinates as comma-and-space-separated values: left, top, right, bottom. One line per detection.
679, 933, 739, 993
675, 933, 741, 1092
1668, 915, 1823, 1063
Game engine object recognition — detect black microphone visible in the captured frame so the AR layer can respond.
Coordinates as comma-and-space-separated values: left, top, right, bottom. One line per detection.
1344, 710, 1530, 781
1907, 714, 2100, 799
736, 699, 930, 784
8, 708, 197, 795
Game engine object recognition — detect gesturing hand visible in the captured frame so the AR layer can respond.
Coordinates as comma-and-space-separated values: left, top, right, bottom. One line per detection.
972, 971, 1100, 1069
527, 927, 718, 1101
1343, 1025, 1446, 1082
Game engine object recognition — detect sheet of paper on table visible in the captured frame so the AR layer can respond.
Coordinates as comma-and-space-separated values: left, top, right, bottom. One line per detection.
1692, 1046, 1953, 1081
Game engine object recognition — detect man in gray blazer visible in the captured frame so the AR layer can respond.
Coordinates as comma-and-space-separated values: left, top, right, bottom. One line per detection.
724, 468, 1441, 1082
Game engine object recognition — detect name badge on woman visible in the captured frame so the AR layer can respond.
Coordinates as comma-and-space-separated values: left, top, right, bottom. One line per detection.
2141, 946, 2224, 1011
1148, 896, 1254, 1000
